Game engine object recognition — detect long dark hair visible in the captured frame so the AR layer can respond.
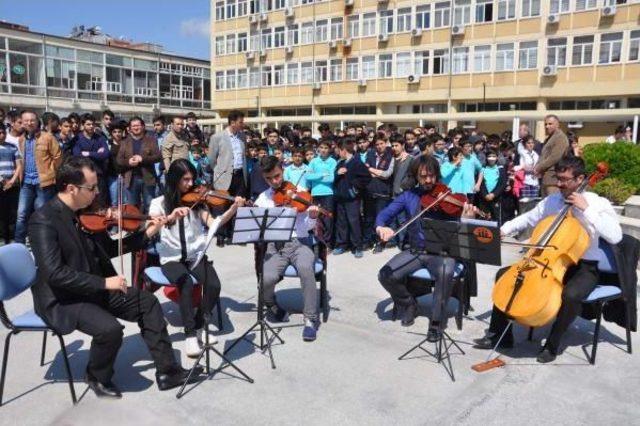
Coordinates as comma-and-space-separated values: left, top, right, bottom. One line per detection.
164, 159, 197, 213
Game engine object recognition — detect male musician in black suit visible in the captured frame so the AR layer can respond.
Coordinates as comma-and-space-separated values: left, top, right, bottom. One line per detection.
28, 157, 201, 399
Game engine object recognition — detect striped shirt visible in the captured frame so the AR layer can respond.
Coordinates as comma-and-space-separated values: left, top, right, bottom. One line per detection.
23, 136, 39, 185
0, 142, 21, 179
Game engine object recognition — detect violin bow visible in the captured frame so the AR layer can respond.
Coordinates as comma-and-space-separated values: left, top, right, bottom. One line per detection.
117, 174, 127, 297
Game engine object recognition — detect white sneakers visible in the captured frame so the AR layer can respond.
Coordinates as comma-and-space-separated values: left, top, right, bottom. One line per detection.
185, 337, 201, 358
197, 327, 218, 346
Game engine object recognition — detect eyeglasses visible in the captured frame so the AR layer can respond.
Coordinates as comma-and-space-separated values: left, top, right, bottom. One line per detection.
76, 184, 99, 192
556, 176, 577, 184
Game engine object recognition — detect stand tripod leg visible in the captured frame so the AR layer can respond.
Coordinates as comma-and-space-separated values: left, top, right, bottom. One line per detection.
223, 322, 261, 355
398, 336, 432, 360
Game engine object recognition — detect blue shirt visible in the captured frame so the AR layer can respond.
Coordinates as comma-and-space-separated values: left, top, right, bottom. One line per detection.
460, 154, 482, 194
0, 142, 21, 179
155, 130, 169, 175
440, 162, 465, 194
229, 130, 244, 170
283, 163, 309, 189
482, 165, 500, 193
23, 136, 39, 185
306, 155, 337, 197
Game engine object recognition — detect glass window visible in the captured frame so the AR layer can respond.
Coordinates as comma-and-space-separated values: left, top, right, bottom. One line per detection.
330, 18, 343, 40
362, 56, 376, 79
273, 65, 284, 86
249, 31, 260, 51
453, 0, 471, 26
45, 45, 74, 60
227, 0, 237, 18
630, 30, 640, 62
238, 33, 248, 52
473, 45, 491, 72
301, 22, 314, 44
521, 0, 540, 17
106, 54, 132, 67
77, 49, 103, 63
0, 37, 5, 50
238, 0, 248, 16
261, 65, 272, 87
274, 27, 285, 47
226, 70, 237, 89
301, 62, 313, 83
575, 0, 597, 10
315, 60, 327, 82
8, 38, 43, 55
397, 8, 412, 33
396, 52, 412, 77
329, 59, 342, 81
316, 20, 328, 42
237, 69, 248, 88
378, 54, 392, 78
379, 11, 394, 35
249, 66, 260, 87
287, 24, 299, 46
215, 71, 225, 90
414, 51, 430, 75
518, 41, 537, 69
362, 13, 377, 37
286, 63, 299, 84
215, 36, 225, 55
348, 15, 360, 38
433, 48, 450, 74
416, 5, 431, 29
215, 1, 225, 20
550, 0, 570, 14
475, 0, 493, 23
496, 43, 514, 71
547, 37, 567, 67
497, 0, 516, 20
77, 62, 102, 91
346, 57, 359, 80
572, 35, 593, 66
261, 28, 272, 49
452, 46, 469, 73
599, 32, 623, 64
226, 34, 237, 54
274, 0, 286, 9
46, 58, 75, 89
434, 1, 451, 28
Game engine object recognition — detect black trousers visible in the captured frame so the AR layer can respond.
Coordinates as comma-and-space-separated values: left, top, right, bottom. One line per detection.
335, 198, 362, 251
218, 169, 246, 240
313, 195, 334, 248
161, 256, 221, 336
362, 195, 390, 245
488, 261, 599, 351
378, 250, 457, 327
75, 287, 177, 384
0, 186, 19, 243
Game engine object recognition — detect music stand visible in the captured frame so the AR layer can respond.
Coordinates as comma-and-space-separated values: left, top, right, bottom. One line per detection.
223, 206, 297, 370
398, 217, 502, 381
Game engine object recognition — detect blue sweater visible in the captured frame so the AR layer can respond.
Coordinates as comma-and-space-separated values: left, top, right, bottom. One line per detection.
283, 163, 310, 189
306, 155, 337, 196
72, 132, 110, 173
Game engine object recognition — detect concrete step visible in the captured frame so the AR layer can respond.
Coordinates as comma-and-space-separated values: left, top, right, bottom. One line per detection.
623, 195, 640, 219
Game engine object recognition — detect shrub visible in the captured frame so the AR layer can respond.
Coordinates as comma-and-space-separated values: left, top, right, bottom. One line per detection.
582, 142, 640, 192
592, 177, 636, 205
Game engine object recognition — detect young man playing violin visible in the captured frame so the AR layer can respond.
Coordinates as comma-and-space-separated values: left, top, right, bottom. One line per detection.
376, 155, 480, 341
146, 159, 245, 357
28, 157, 204, 399
474, 156, 622, 363
254, 155, 321, 342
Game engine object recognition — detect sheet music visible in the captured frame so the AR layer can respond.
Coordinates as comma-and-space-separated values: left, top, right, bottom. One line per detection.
232, 207, 297, 244
191, 224, 218, 271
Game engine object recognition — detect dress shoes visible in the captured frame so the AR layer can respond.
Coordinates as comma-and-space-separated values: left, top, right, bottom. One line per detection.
426, 327, 442, 343
86, 374, 122, 399
536, 347, 557, 363
400, 302, 417, 327
156, 365, 205, 391
472, 334, 514, 350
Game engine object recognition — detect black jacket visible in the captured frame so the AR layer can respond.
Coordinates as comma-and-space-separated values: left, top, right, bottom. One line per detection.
479, 166, 507, 199
365, 148, 393, 197
334, 155, 371, 201
28, 197, 145, 334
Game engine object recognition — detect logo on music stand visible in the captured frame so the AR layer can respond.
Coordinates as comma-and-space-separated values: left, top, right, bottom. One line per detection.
473, 227, 493, 244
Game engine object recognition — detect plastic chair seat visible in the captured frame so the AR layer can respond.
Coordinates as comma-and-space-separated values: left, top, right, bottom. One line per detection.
11, 310, 47, 329
584, 285, 622, 303
283, 260, 324, 277
144, 266, 197, 287
410, 263, 465, 281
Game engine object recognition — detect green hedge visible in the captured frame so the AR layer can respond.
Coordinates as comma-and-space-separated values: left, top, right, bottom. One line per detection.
583, 142, 640, 193
592, 178, 636, 206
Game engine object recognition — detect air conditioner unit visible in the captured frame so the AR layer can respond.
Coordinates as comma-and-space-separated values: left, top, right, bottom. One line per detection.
249, 14, 258, 24
601, 5, 616, 16
462, 121, 477, 130
328, 40, 338, 49
259, 49, 267, 57
568, 121, 584, 129
541, 65, 557, 76
547, 14, 559, 24
312, 82, 322, 90
285, 45, 294, 54
285, 7, 294, 17
245, 51, 255, 59
345, 0, 354, 6
407, 74, 420, 84
411, 28, 422, 37
451, 25, 464, 36
343, 38, 352, 47
358, 79, 367, 87
378, 33, 388, 42
377, 0, 388, 3
260, 13, 268, 22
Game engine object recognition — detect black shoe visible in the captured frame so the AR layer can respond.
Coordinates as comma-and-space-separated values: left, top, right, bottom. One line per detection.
426, 328, 442, 343
216, 236, 225, 248
156, 365, 205, 391
86, 374, 122, 399
400, 302, 417, 327
536, 347, 557, 364
372, 244, 384, 254
473, 334, 514, 350
265, 304, 289, 323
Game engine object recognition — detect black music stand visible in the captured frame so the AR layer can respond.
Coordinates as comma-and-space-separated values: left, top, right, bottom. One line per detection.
398, 217, 502, 381
222, 206, 297, 370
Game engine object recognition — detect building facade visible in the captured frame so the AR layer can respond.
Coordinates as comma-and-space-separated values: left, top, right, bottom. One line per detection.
209, 0, 640, 143
0, 25, 212, 122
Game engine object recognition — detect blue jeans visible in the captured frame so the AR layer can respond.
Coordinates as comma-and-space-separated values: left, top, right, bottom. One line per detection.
15, 183, 56, 243
108, 176, 130, 206
127, 175, 156, 213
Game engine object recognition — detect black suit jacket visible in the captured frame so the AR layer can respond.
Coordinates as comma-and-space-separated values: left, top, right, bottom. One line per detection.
28, 197, 144, 334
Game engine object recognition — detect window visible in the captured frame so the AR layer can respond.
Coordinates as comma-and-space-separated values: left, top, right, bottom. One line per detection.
45, 45, 74, 60
497, 0, 516, 20
249, 67, 260, 87
521, 0, 540, 17
237, 69, 248, 88
286, 63, 299, 84
397, 8, 412, 33
227, 0, 237, 18
238, 33, 248, 52
346, 58, 359, 80
249, 31, 260, 51
452, 47, 469, 73
416, 5, 431, 29
599, 32, 623, 64
273, 65, 284, 86
133, 59, 156, 71
226, 70, 237, 89
314, 60, 327, 82
453, 0, 471, 26
379, 11, 394, 35
572, 35, 594, 65
106, 54, 131, 67
433, 48, 450, 74
215, 36, 225, 55
547, 37, 567, 67
250, 0, 259, 14
215, 1, 225, 20
378, 54, 392, 78
260, 66, 271, 87
330, 18, 343, 40
316, 20, 328, 42
362, 13, 376, 37
46, 58, 75, 89
287, 24, 299, 46
630, 30, 640, 62
434, 1, 451, 28
396, 52, 412, 77
301, 22, 314, 44
518, 41, 537, 69
238, 0, 248, 16
274, 27, 285, 47
330, 59, 342, 81
362, 56, 376, 79
475, 0, 493, 23
575, 0, 597, 10
550, 0, 570, 14
496, 43, 514, 71
274, 0, 286, 9
414, 51, 430, 75
473, 45, 491, 72
77, 50, 103, 64
215, 71, 225, 90
301, 62, 313, 83
226, 34, 237, 54
261, 28, 272, 49
348, 15, 360, 38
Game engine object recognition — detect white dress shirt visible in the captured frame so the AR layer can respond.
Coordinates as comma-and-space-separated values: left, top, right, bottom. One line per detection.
254, 187, 316, 239
228, 128, 244, 170
501, 191, 622, 262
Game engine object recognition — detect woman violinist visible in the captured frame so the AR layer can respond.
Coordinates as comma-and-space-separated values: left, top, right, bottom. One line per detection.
473, 156, 622, 363
375, 155, 480, 341
146, 159, 245, 357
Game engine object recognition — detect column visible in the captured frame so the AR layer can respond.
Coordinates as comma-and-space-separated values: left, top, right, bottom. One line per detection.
633, 115, 639, 144
447, 103, 457, 131
535, 98, 547, 141
376, 103, 384, 129
512, 116, 520, 142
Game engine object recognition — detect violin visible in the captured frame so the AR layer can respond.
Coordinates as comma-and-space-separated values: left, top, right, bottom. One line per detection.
79, 204, 149, 233
273, 181, 333, 217
421, 182, 490, 219
181, 185, 241, 209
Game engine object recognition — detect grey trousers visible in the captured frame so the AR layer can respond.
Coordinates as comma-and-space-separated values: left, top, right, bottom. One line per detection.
262, 239, 318, 320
